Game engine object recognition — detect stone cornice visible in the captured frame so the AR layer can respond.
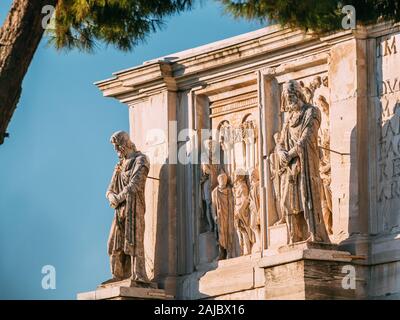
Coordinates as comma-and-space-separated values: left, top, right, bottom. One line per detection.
95, 61, 176, 101
95, 26, 320, 102
95, 23, 400, 104
364, 21, 400, 38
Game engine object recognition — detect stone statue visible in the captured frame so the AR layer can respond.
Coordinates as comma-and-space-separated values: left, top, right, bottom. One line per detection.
249, 167, 262, 253
276, 80, 330, 244
105, 131, 150, 282
211, 172, 237, 259
233, 169, 255, 255
298, 76, 333, 236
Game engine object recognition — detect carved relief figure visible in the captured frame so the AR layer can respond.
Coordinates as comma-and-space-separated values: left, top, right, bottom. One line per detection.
211, 172, 237, 259
300, 80, 314, 103
241, 118, 258, 170
310, 76, 323, 95
200, 164, 216, 233
312, 76, 333, 235
249, 167, 262, 252
320, 139, 333, 235
218, 121, 234, 176
313, 76, 330, 146
317, 80, 333, 235
203, 138, 219, 190
270, 132, 284, 224
106, 131, 150, 282
212, 112, 260, 258
233, 169, 255, 255
276, 80, 330, 244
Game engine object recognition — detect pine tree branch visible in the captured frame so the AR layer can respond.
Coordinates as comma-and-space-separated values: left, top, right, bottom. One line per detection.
0, 0, 58, 145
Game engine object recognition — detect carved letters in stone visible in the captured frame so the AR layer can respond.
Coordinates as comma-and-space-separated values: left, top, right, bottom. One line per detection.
376, 32, 400, 231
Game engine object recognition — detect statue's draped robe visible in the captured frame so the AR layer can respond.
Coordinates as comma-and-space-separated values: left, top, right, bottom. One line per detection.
278, 104, 330, 243
320, 151, 333, 234
269, 150, 283, 221
199, 163, 219, 232
233, 180, 255, 254
249, 181, 260, 239
200, 173, 213, 232
107, 151, 150, 279
211, 186, 237, 258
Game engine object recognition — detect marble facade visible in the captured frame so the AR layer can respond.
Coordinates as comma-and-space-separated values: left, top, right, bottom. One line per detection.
80, 22, 400, 300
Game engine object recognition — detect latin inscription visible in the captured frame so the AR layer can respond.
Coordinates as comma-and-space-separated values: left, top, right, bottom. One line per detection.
377, 33, 400, 210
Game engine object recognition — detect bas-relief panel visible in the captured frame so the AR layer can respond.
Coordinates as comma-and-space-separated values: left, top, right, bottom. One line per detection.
376, 32, 400, 232
197, 72, 334, 262
198, 92, 262, 260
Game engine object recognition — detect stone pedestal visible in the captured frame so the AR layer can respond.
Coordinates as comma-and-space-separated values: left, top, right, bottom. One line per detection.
175, 243, 366, 300
175, 254, 265, 299
77, 279, 173, 300
259, 242, 367, 300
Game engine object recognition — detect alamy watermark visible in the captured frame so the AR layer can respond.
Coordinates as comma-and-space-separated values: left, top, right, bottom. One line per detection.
41, 265, 56, 290
41, 5, 56, 30
341, 265, 356, 290
41, 4, 357, 31
142, 121, 256, 167
342, 5, 356, 30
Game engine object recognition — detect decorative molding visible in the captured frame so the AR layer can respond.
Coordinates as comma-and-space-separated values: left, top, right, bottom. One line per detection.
210, 93, 257, 118
95, 62, 177, 102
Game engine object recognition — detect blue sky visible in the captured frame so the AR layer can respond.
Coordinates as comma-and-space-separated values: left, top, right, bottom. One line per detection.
0, 1, 263, 299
